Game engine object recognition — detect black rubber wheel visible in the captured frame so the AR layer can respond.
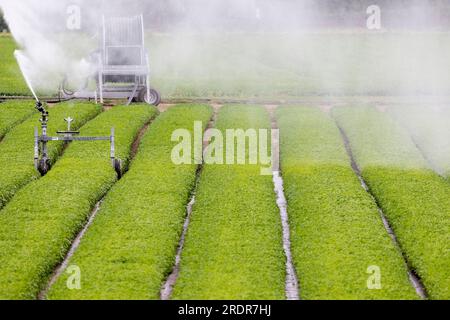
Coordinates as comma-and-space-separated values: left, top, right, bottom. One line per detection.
38, 158, 51, 176
114, 159, 122, 179
138, 88, 161, 106
61, 76, 89, 97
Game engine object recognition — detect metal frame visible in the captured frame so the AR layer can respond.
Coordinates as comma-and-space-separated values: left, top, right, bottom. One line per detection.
97, 14, 150, 105
33, 102, 120, 175
61, 14, 158, 105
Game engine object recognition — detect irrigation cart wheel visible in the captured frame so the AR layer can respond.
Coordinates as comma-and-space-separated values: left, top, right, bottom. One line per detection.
60, 76, 89, 97
61, 77, 73, 96
138, 87, 161, 106
114, 159, 123, 179
38, 158, 51, 176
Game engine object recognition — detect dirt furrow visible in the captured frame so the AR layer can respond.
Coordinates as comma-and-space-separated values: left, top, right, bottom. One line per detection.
160, 104, 221, 300
335, 122, 428, 300
37, 199, 104, 300
266, 105, 300, 301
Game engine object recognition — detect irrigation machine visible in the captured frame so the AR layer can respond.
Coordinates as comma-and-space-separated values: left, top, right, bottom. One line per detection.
14, 15, 160, 178
60, 14, 161, 106
33, 101, 122, 177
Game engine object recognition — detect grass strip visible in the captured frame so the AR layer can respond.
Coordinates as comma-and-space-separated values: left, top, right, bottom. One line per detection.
0, 104, 156, 299
172, 105, 286, 300
0, 101, 101, 209
276, 106, 417, 300
0, 100, 35, 140
47, 104, 212, 300
333, 106, 450, 300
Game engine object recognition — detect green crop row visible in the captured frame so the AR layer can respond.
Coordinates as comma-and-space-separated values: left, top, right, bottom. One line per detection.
276, 106, 417, 300
0, 37, 29, 96
0, 101, 101, 210
47, 104, 212, 300
0, 105, 156, 299
388, 105, 450, 177
172, 105, 286, 300
333, 106, 450, 300
0, 100, 35, 139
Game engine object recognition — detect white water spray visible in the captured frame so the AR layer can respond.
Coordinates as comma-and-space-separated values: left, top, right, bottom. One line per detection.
14, 51, 39, 101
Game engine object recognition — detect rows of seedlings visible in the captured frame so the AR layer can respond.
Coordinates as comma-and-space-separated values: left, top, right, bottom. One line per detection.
172, 105, 286, 300
0, 104, 155, 299
160, 103, 220, 300
388, 105, 450, 178
276, 106, 417, 300
0, 37, 29, 96
0, 100, 35, 140
333, 106, 450, 300
0, 99, 448, 300
47, 104, 212, 300
0, 101, 101, 209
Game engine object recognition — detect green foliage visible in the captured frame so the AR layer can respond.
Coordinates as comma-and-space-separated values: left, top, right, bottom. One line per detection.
151, 32, 450, 98
47, 104, 212, 300
3, 32, 450, 98
0, 10, 8, 32
276, 106, 417, 300
172, 105, 286, 300
332, 107, 428, 169
333, 106, 450, 300
0, 37, 29, 96
0, 100, 35, 139
0, 101, 101, 210
0, 104, 155, 299
388, 105, 450, 177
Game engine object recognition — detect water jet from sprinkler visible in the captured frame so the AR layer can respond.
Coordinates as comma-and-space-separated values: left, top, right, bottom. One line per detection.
14, 50, 39, 102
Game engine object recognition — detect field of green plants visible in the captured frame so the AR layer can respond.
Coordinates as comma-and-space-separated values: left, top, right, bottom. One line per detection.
0, 103, 155, 299
333, 107, 450, 300
0, 100, 35, 139
0, 98, 448, 300
388, 105, 450, 177
172, 105, 285, 300
277, 107, 417, 300
3, 32, 450, 98
48, 104, 212, 299
0, 100, 101, 209
0, 36, 29, 96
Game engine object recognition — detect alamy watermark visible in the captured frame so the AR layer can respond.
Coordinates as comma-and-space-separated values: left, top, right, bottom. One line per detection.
66, 265, 81, 290
367, 265, 382, 290
171, 121, 279, 176
66, 4, 81, 30
366, 5, 382, 30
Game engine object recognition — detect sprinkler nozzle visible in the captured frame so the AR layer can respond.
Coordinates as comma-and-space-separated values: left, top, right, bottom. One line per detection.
35, 101, 44, 113
35, 101, 49, 124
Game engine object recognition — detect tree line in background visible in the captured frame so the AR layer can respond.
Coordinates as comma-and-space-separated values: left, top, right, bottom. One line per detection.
0, 10, 8, 32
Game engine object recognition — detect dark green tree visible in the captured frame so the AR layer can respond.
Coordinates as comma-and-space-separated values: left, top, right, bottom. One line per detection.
0, 10, 9, 32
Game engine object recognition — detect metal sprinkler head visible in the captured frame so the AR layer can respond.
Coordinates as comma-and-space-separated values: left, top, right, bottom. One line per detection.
35, 101, 48, 125
65, 117, 74, 131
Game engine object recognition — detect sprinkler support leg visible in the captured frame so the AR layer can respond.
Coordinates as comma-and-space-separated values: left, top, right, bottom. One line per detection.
110, 127, 115, 166
34, 127, 39, 169
42, 123, 48, 161
98, 72, 104, 104
146, 74, 150, 104
110, 128, 122, 178
127, 81, 138, 106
